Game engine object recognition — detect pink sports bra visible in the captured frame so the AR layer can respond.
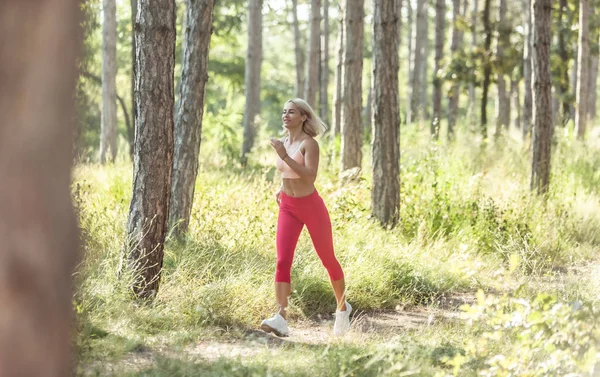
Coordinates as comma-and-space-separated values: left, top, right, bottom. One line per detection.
276, 140, 305, 179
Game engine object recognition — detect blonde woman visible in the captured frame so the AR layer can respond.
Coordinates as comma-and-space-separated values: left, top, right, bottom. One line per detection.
261, 98, 351, 337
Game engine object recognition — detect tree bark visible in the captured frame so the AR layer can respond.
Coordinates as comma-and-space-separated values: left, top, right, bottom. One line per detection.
480, 0, 492, 140
169, 0, 214, 240
431, 0, 446, 139
130, 0, 137, 160
101, 0, 118, 163
241, 0, 263, 165
126, 0, 176, 299
523, 0, 533, 138
332, 2, 344, 136
494, 0, 510, 137
576, 0, 589, 140
406, 0, 414, 123
588, 31, 599, 120
320, 0, 330, 124
468, 0, 478, 124
557, 0, 571, 126
447, 0, 462, 140
292, 0, 305, 98
372, 0, 400, 227
0, 1, 81, 375
511, 78, 521, 129
305, 0, 321, 108
410, 0, 427, 123
341, 0, 364, 171
531, 0, 553, 194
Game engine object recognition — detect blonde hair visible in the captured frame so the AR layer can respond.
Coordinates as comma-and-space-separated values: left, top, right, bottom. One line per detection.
286, 98, 328, 137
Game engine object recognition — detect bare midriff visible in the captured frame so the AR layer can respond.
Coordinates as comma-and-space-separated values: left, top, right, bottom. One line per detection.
281, 178, 315, 198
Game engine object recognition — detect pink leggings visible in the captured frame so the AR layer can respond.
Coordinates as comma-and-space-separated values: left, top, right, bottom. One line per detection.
276, 190, 344, 283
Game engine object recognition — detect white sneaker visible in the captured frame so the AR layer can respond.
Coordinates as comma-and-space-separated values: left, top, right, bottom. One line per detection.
260, 313, 289, 337
333, 301, 352, 336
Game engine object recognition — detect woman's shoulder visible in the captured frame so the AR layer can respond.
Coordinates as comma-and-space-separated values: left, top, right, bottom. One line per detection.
301, 136, 319, 151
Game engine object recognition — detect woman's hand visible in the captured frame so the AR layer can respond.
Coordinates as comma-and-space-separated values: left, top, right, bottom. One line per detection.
269, 138, 287, 160
275, 189, 282, 206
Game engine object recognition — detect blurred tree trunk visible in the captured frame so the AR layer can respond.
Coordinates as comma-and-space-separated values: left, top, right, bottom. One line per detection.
511, 78, 521, 129
341, 0, 364, 171
480, 0, 492, 140
587, 32, 599, 119
0, 1, 81, 375
292, 0, 305, 98
409, 0, 426, 123
130, 0, 137, 160
241, 0, 263, 165
420, 11, 430, 119
372, 0, 400, 227
447, 0, 462, 140
406, 0, 414, 122
101, 0, 118, 163
523, 0, 533, 138
570, 42, 578, 121
305, 0, 321, 107
575, 0, 589, 140
169, 0, 214, 240
468, 0, 478, 125
531, 0, 553, 194
125, 0, 176, 299
332, 2, 344, 136
494, 0, 510, 137
320, 0, 330, 124
557, 0, 571, 126
431, 0, 446, 139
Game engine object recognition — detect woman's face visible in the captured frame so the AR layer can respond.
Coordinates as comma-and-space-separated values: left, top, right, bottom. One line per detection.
282, 102, 305, 130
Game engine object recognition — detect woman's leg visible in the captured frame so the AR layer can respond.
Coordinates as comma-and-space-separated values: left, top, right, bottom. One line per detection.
275, 205, 304, 319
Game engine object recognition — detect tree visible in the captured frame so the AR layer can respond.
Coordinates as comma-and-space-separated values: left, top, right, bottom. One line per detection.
494, 0, 510, 136
371, 0, 400, 226
169, 0, 215, 239
241, 0, 263, 165
410, 0, 427, 123
305, 0, 321, 107
320, 0, 330, 124
480, 0, 492, 139
130, 0, 137, 159
468, 0, 478, 124
531, 0, 553, 194
332, 2, 344, 136
431, 0, 446, 139
447, 0, 462, 139
589, 31, 599, 119
556, 0, 573, 126
523, 0, 533, 138
576, 0, 590, 139
341, 0, 364, 171
101, 0, 118, 163
292, 0, 305, 98
0, 0, 81, 375
125, 0, 176, 299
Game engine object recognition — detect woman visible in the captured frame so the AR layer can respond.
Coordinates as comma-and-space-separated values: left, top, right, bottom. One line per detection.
260, 98, 351, 337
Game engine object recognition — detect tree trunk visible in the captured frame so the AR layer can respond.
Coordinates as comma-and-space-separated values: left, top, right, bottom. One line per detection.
575, 0, 589, 140
0, 1, 81, 375
341, 0, 364, 171
420, 11, 430, 119
410, 0, 427, 123
588, 33, 599, 120
523, 0, 533, 138
241, 0, 263, 165
292, 0, 305, 98
468, 0, 478, 124
305, 0, 321, 108
557, 0, 571, 126
126, 0, 176, 299
531, 0, 553, 194
512, 78, 521, 129
494, 0, 510, 137
332, 3, 344, 136
320, 0, 330, 124
480, 0, 492, 140
101, 0, 118, 163
447, 0, 462, 140
169, 0, 214, 240
130, 0, 137, 160
406, 0, 414, 123
372, 0, 400, 227
431, 0, 446, 139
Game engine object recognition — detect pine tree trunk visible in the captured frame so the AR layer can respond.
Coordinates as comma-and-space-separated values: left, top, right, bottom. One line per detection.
468, 0, 478, 124
512, 78, 521, 129
431, 0, 446, 139
320, 0, 330, 124
341, 0, 364, 171
332, 3, 344, 136
557, 0, 571, 126
576, 0, 589, 140
494, 0, 510, 137
531, 0, 553, 194
305, 0, 321, 107
406, 0, 414, 123
0, 1, 81, 375
101, 0, 118, 163
523, 0, 533, 138
410, 0, 427, 123
292, 0, 305, 98
480, 0, 492, 139
169, 0, 214, 239
126, 0, 176, 299
447, 0, 462, 140
130, 0, 137, 160
372, 0, 400, 226
587, 33, 599, 119
420, 12, 430, 119
241, 0, 263, 164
